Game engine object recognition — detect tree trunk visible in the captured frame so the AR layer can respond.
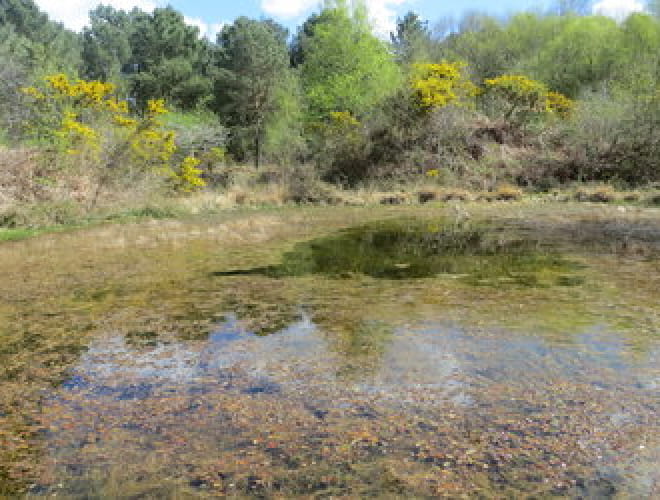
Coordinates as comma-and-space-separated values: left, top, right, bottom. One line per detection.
255, 126, 261, 169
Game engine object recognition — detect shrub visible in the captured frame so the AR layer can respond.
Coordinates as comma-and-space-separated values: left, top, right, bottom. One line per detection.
494, 184, 523, 201
481, 74, 574, 125
645, 192, 660, 206
20, 74, 207, 205
417, 191, 437, 203
574, 185, 617, 203
411, 62, 478, 111
440, 188, 472, 202
282, 166, 338, 204
561, 87, 659, 185
313, 111, 371, 185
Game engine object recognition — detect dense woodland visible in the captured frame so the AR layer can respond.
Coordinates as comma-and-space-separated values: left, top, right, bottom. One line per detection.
1, 0, 659, 219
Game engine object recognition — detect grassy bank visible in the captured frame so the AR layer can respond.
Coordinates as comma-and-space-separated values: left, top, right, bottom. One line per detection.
1, 181, 659, 244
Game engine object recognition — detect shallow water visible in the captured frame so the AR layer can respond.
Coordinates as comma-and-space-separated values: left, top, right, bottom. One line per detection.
1, 205, 658, 497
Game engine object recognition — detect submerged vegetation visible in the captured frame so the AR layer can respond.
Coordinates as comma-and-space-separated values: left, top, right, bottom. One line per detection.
255, 218, 582, 285
0, 203, 658, 496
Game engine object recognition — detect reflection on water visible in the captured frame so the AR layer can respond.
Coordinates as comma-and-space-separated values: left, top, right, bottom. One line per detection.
36, 315, 659, 497
217, 218, 584, 286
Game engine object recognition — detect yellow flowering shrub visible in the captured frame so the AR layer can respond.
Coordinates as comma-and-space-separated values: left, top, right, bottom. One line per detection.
545, 91, 575, 118
21, 74, 206, 193
483, 74, 574, 120
329, 111, 360, 127
411, 62, 478, 111
172, 156, 206, 192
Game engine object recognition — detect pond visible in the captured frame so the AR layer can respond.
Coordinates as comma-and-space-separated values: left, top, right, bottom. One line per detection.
0, 204, 658, 497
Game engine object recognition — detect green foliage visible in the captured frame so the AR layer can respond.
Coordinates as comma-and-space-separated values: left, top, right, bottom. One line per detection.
81, 5, 213, 109
214, 17, 292, 167
0, 0, 82, 139
262, 71, 307, 164
531, 16, 623, 97
1, 0, 659, 194
440, 13, 512, 81
300, 0, 402, 119
390, 12, 433, 66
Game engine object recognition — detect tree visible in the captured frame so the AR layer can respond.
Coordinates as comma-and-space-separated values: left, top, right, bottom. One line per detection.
440, 12, 509, 81
300, 0, 401, 119
0, 0, 81, 75
129, 7, 213, 109
213, 17, 291, 168
80, 5, 213, 109
0, 0, 81, 139
390, 11, 432, 66
532, 16, 623, 97
82, 5, 133, 82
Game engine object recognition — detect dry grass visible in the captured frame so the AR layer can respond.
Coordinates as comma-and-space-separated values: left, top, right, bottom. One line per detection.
494, 184, 524, 201
646, 192, 660, 206
2, 148, 659, 234
439, 188, 473, 202
574, 185, 618, 203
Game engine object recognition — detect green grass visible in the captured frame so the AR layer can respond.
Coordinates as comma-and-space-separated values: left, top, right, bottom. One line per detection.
161, 110, 219, 129
0, 227, 43, 242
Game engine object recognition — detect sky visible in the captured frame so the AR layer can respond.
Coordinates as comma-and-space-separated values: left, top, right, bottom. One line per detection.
34, 0, 649, 39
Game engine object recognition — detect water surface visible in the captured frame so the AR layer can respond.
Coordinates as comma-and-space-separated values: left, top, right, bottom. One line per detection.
0, 205, 657, 497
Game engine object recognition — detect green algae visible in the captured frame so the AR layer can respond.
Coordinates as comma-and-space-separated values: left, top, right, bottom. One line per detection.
218, 218, 584, 287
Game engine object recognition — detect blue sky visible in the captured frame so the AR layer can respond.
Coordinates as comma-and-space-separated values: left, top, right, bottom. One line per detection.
171, 0, 555, 34
35, 0, 648, 38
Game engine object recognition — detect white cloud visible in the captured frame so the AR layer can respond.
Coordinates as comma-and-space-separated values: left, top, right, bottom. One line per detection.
365, 0, 410, 37
261, 0, 317, 18
184, 17, 227, 40
592, 0, 646, 21
34, 0, 160, 31
35, 0, 225, 38
261, 0, 412, 37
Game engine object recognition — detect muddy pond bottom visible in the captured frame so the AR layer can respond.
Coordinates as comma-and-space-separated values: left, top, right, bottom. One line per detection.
36, 316, 659, 498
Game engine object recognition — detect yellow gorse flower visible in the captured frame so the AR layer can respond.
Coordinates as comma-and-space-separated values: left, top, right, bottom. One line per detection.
411, 62, 478, 110
329, 111, 360, 127
147, 99, 168, 115
483, 74, 573, 119
175, 156, 206, 191
113, 115, 138, 127
545, 91, 575, 118
21, 86, 46, 100
58, 111, 100, 151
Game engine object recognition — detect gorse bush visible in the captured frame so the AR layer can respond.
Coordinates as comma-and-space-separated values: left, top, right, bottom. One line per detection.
411, 62, 478, 110
21, 74, 206, 203
482, 74, 574, 124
